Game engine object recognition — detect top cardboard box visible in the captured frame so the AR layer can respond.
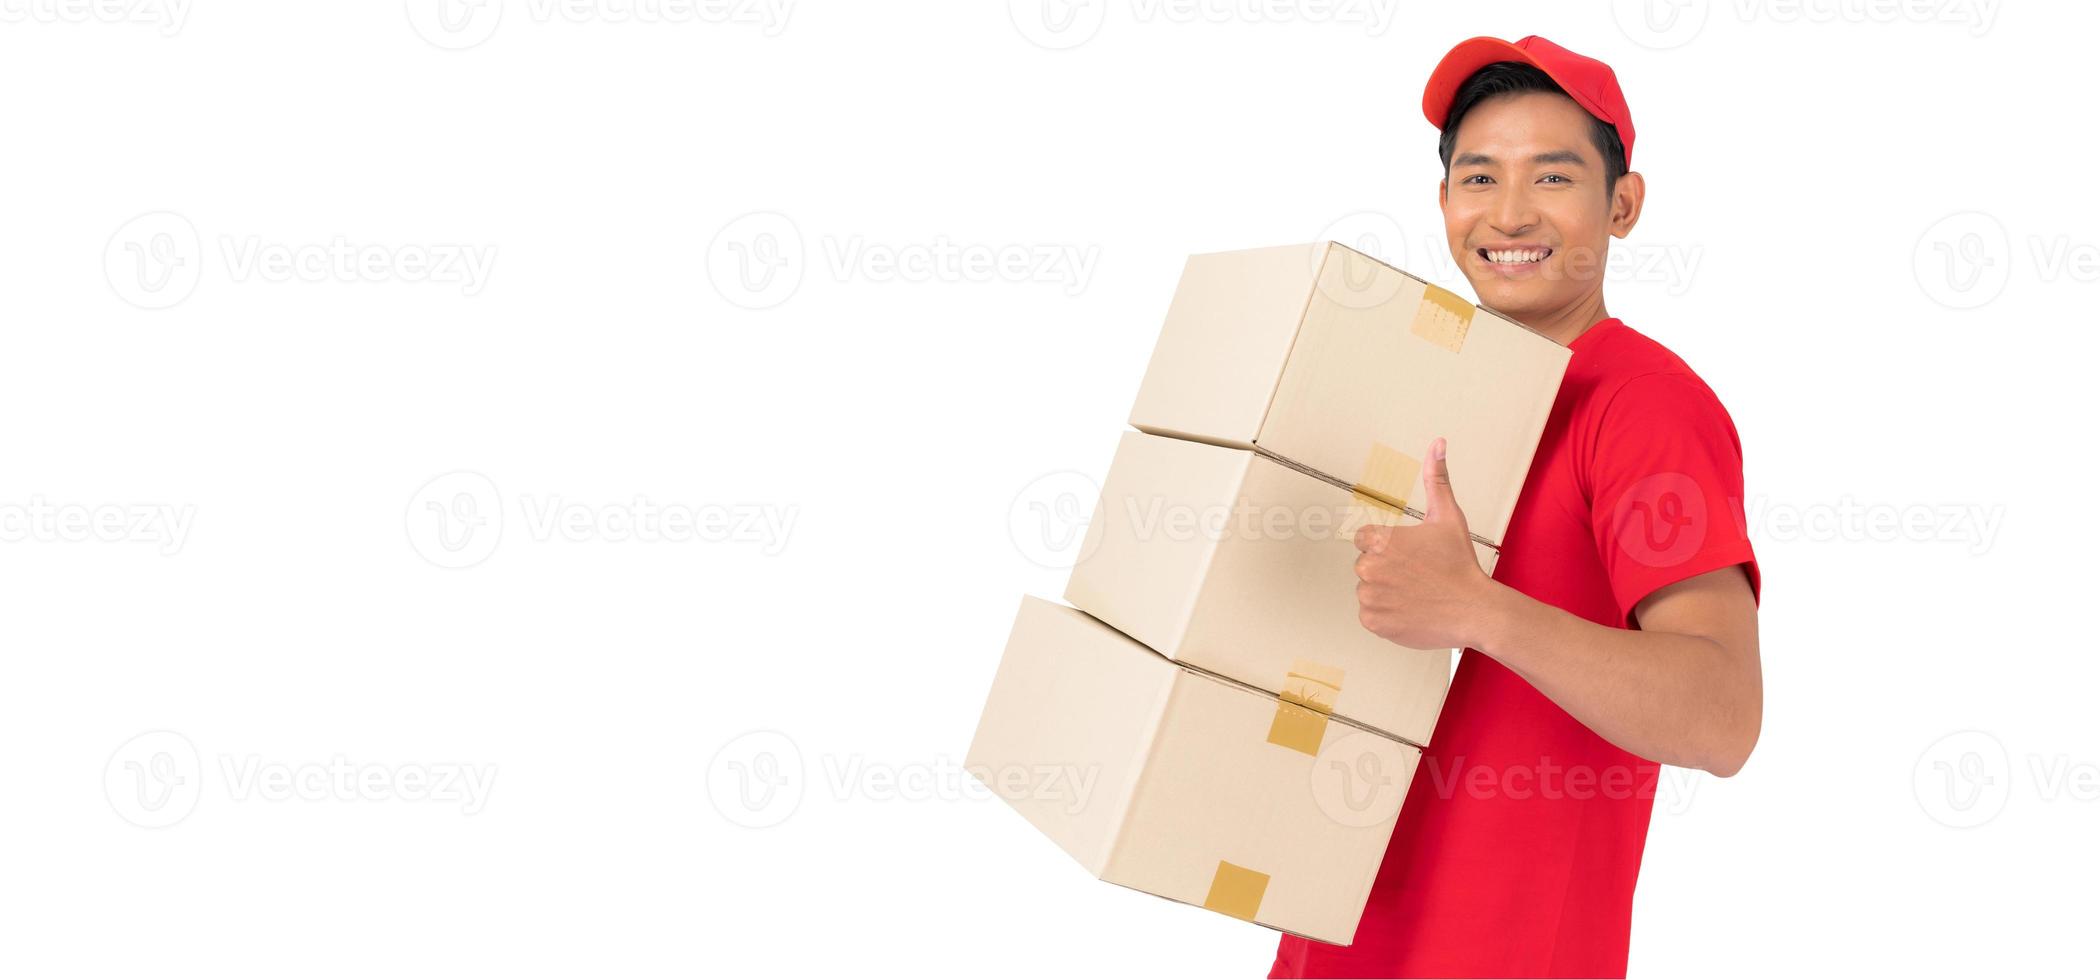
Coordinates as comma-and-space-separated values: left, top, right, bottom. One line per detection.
1127, 242, 1571, 548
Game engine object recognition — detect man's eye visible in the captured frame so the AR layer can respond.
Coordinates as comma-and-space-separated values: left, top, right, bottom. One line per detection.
1462, 174, 1492, 185
1540, 174, 1569, 184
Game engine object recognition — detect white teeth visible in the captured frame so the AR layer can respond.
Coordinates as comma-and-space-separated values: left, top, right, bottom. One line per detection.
1485, 248, 1547, 264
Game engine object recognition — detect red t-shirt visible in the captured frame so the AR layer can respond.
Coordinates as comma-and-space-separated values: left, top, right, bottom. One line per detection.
1272, 317, 1762, 978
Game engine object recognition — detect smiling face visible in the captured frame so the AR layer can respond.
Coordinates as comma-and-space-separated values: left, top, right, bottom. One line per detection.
1441, 91, 1641, 329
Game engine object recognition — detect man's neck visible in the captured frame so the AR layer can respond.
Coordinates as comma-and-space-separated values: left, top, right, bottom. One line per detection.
1506, 292, 1611, 347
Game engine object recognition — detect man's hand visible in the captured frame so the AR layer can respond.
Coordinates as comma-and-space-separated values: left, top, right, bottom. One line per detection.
1352, 437, 1497, 651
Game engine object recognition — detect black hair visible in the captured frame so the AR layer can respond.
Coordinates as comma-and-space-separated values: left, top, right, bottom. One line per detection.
1437, 62, 1627, 198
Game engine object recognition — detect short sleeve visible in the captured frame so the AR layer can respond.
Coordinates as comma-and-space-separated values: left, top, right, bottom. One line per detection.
1588, 372, 1761, 625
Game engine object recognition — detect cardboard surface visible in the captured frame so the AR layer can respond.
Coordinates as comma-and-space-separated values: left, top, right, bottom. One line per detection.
1065, 430, 1496, 747
1126, 241, 1571, 547
967, 597, 1420, 945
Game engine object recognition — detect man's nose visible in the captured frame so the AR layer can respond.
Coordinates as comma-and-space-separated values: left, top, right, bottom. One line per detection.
1487, 186, 1541, 237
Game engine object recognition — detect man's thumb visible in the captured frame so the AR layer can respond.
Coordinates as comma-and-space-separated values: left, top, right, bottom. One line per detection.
1422, 437, 1461, 524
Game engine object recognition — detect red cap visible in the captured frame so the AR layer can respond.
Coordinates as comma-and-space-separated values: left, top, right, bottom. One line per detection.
1422, 35, 1635, 168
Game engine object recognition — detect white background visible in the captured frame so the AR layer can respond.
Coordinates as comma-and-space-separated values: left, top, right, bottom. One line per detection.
1, 1, 2090, 976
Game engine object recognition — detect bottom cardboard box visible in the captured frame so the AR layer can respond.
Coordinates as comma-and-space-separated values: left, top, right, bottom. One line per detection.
966, 595, 1420, 945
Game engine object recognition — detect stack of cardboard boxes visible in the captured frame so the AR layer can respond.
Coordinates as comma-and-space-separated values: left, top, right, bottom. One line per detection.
967, 242, 1571, 944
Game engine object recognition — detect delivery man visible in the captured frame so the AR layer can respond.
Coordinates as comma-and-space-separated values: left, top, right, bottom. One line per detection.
1270, 36, 1763, 978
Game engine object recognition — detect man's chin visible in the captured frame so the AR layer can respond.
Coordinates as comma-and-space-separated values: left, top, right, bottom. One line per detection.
1463, 280, 1548, 320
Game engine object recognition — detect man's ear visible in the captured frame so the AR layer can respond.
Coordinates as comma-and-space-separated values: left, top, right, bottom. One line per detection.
1438, 176, 1448, 208
1609, 171, 1646, 239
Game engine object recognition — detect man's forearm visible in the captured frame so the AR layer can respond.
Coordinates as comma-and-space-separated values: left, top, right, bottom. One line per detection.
1465, 577, 1761, 776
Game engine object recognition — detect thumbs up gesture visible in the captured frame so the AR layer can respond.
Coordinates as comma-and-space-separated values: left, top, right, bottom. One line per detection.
1352, 437, 1497, 651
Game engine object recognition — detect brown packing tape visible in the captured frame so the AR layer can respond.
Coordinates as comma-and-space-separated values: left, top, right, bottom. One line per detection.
1350, 488, 1407, 522
1266, 702, 1328, 756
1280, 659, 1344, 712
1411, 283, 1475, 353
1353, 442, 1421, 514
1202, 860, 1270, 921
1266, 659, 1344, 756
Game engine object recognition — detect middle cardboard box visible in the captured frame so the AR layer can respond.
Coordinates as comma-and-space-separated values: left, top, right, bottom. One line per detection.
1066, 429, 1498, 748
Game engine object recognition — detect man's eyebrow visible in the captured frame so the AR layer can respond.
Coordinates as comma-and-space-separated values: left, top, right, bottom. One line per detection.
1450, 149, 1593, 168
